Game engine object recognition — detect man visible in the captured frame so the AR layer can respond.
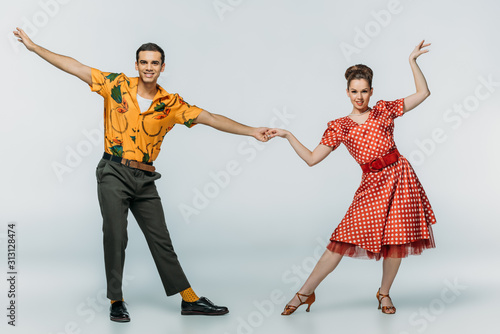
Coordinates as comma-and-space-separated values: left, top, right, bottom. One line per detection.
13, 27, 270, 322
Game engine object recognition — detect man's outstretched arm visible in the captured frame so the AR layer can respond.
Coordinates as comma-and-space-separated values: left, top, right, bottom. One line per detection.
194, 110, 270, 142
13, 27, 92, 85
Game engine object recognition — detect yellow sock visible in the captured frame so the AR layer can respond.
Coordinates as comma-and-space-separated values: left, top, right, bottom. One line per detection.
180, 287, 199, 302
110, 298, 124, 304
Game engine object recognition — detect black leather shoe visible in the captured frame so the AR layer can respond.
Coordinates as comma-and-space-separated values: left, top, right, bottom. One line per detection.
181, 297, 229, 315
110, 301, 130, 322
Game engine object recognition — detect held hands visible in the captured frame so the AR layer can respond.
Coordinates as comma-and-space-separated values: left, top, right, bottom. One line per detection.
252, 127, 273, 142
251, 128, 289, 142
13, 27, 36, 51
266, 128, 290, 139
409, 40, 430, 62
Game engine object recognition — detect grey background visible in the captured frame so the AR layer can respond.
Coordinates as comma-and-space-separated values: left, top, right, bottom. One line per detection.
1, 0, 499, 333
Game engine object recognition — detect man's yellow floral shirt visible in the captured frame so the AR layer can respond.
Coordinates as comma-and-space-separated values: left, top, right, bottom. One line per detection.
90, 68, 203, 162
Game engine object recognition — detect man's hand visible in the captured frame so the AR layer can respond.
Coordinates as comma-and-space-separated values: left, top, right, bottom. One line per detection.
12, 27, 92, 85
13, 27, 37, 52
252, 127, 271, 142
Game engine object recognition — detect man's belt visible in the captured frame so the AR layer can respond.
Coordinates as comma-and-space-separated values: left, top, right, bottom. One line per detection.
102, 152, 156, 172
360, 149, 400, 173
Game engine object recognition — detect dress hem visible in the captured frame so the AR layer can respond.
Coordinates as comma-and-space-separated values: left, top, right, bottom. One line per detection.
326, 226, 436, 261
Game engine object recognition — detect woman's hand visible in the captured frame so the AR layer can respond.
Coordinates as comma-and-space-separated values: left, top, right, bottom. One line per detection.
409, 40, 431, 62
266, 128, 290, 139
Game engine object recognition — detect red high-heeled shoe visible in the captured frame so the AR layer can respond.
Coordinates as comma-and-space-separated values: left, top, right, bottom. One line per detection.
281, 292, 315, 316
376, 288, 396, 314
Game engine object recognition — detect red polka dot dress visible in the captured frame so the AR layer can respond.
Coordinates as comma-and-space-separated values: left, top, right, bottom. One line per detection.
320, 99, 436, 260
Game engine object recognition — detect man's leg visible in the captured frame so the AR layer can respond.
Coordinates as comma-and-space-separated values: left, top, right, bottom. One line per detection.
129, 172, 191, 296
96, 159, 132, 301
130, 170, 228, 315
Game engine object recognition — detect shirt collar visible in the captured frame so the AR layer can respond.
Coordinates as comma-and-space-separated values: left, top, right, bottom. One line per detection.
128, 77, 170, 101
127, 77, 171, 114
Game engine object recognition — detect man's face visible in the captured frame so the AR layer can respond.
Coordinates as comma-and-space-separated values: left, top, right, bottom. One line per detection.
135, 51, 165, 84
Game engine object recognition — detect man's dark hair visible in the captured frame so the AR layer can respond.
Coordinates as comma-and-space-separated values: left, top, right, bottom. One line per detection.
136, 43, 165, 64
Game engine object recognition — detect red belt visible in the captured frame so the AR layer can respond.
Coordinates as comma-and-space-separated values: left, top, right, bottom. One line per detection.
360, 149, 400, 173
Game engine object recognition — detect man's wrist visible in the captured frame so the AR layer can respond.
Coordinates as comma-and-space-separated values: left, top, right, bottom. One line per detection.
30, 44, 41, 53
249, 127, 259, 137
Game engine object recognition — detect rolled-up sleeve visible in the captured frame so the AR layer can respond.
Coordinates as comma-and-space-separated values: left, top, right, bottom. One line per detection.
171, 94, 204, 128
89, 68, 120, 98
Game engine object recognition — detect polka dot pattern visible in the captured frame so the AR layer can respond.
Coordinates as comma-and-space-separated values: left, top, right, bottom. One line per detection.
320, 99, 436, 254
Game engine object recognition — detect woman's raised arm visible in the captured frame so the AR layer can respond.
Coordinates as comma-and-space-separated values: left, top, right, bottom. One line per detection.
403, 40, 431, 113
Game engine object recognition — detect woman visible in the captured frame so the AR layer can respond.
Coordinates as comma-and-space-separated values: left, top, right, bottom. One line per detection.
267, 40, 435, 315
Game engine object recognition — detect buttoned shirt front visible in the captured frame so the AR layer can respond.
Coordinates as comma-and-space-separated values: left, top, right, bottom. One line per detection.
90, 68, 203, 162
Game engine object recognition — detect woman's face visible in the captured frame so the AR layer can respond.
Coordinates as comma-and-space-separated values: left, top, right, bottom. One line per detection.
346, 79, 373, 113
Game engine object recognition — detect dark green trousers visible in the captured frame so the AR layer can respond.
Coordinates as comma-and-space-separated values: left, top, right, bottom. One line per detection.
96, 158, 190, 300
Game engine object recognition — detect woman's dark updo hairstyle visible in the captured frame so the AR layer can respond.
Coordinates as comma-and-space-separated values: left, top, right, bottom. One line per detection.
345, 64, 373, 89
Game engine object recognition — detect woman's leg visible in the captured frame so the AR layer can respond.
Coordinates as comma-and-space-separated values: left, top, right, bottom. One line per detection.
379, 257, 402, 312
285, 250, 343, 308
